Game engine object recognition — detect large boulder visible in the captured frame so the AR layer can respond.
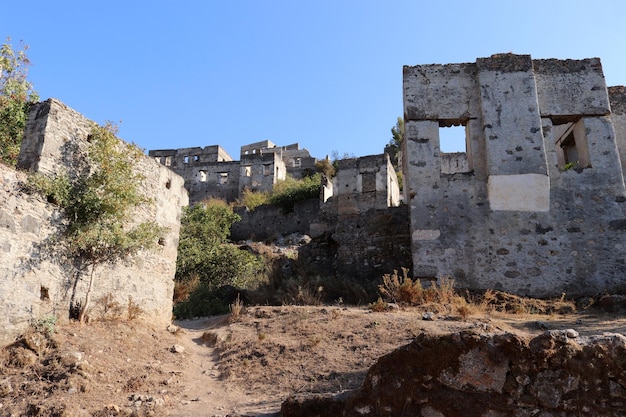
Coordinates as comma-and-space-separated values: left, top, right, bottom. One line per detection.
281, 330, 626, 416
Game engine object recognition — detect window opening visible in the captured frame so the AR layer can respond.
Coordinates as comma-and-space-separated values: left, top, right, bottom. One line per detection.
199, 170, 207, 182
293, 157, 302, 168
183, 156, 189, 164
194, 155, 200, 162
263, 164, 272, 176
219, 172, 228, 184
439, 124, 467, 154
554, 119, 590, 170
244, 166, 252, 177
164, 156, 172, 167
439, 121, 472, 174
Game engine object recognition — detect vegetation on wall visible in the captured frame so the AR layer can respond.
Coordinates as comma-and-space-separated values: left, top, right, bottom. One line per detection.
0, 38, 39, 166
28, 122, 164, 322
240, 173, 322, 212
173, 199, 266, 318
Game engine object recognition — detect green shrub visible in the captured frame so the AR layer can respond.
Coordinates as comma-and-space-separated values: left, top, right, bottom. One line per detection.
269, 174, 321, 212
174, 199, 268, 318
240, 188, 269, 210
0, 39, 39, 166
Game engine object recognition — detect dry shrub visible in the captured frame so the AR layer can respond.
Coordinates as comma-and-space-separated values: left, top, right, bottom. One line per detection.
476, 290, 575, 315
95, 293, 124, 321
379, 268, 454, 305
173, 274, 201, 303
229, 295, 245, 323
127, 297, 143, 321
368, 297, 390, 312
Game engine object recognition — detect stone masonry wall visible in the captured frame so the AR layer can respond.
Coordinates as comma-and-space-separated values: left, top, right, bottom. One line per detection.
403, 54, 626, 297
230, 198, 321, 242
610, 86, 626, 178
1, 99, 188, 345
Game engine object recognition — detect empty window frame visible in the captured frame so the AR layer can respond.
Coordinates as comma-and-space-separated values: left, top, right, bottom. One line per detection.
164, 156, 172, 167
183, 156, 190, 164
554, 119, 590, 170
292, 157, 302, 168
219, 172, 228, 184
244, 166, 252, 177
439, 123, 467, 154
263, 164, 272, 176
439, 120, 472, 174
198, 170, 207, 182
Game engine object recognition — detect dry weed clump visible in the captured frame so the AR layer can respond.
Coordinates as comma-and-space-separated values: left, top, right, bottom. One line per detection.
93, 293, 144, 322
173, 274, 201, 303
377, 269, 498, 318
379, 268, 458, 306
229, 295, 245, 323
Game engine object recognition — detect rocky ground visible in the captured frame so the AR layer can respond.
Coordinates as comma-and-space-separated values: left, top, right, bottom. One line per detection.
1, 301, 626, 416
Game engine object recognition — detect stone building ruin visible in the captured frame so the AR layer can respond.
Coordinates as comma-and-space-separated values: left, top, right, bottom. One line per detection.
149, 139, 318, 204
403, 53, 626, 297
0, 99, 188, 344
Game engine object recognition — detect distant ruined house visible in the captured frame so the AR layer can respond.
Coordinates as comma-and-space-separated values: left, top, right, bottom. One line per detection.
149, 140, 318, 204
403, 53, 626, 297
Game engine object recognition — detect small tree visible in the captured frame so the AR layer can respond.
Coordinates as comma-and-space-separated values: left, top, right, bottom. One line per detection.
0, 38, 38, 166
174, 199, 264, 317
387, 116, 404, 166
30, 122, 164, 322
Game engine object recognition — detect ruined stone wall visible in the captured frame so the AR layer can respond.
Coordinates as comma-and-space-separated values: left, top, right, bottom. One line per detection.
333, 154, 400, 215
1, 99, 188, 345
239, 152, 286, 195
403, 54, 626, 297
610, 86, 626, 178
230, 198, 321, 241
148, 146, 238, 204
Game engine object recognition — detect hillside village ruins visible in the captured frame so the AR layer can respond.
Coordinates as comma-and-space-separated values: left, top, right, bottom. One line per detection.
2, 53, 626, 343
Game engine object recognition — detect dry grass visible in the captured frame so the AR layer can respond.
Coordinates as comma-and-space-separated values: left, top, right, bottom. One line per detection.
173, 274, 201, 303
229, 295, 245, 323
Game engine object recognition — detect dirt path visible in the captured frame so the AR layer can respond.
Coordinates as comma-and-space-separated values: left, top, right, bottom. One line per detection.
165, 306, 626, 417
168, 317, 282, 417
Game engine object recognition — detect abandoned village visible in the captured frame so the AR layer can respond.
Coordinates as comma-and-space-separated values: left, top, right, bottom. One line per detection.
2, 53, 626, 344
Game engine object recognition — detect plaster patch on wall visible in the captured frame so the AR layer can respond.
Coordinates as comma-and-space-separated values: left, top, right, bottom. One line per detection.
488, 174, 550, 212
412, 229, 441, 240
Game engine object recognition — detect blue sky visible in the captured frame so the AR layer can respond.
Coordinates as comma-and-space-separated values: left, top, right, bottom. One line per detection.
4, 1, 626, 159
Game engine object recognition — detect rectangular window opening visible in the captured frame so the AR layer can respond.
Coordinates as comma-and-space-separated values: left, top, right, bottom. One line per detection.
439, 124, 467, 154
219, 172, 228, 184
244, 166, 252, 177
439, 121, 472, 174
164, 156, 172, 167
263, 164, 272, 176
183, 156, 189, 164
199, 170, 207, 182
554, 118, 590, 171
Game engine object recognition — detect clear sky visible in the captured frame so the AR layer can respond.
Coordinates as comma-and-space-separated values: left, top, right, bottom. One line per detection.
4, 1, 626, 159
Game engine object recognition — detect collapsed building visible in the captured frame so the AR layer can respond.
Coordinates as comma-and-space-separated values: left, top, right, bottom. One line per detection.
0, 99, 188, 344
149, 140, 318, 204
403, 53, 626, 297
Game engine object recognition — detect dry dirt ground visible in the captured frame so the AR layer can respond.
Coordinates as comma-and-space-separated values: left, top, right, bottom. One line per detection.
1, 305, 626, 417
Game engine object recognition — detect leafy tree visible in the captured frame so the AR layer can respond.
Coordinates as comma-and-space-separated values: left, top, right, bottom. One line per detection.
174, 199, 265, 317
0, 38, 38, 166
315, 157, 335, 178
387, 116, 404, 165
175, 199, 242, 281
29, 122, 164, 322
